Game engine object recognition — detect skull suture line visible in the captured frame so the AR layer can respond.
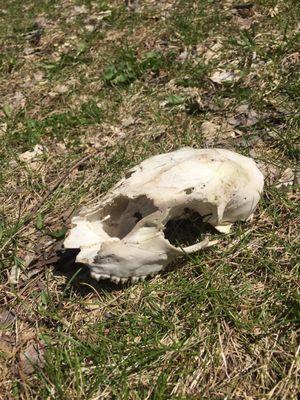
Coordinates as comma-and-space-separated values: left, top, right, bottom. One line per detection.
64, 148, 264, 283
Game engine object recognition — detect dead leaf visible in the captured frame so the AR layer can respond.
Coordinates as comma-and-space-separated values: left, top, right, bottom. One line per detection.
49, 84, 70, 97
53, 84, 69, 94
85, 24, 95, 32
86, 136, 102, 149
19, 341, 45, 375
232, 3, 254, 18
227, 116, 239, 126
235, 104, 249, 114
210, 70, 239, 84
202, 41, 223, 65
269, 5, 280, 17
253, 160, 280, 185
0, 122, 7, 136
201, 119, 239, 147
233, 16, 253, 29
85, 302, 101, 311
33, 71, 44, 83
56, 142, 67, 153
8, 265, 21, 284
122, 116, 135, 128
201, 121, 219, 135
281, 52, 300, 68
19, 144, 44, 163
234, 103, 259, 126
177, 48, 189, 63
85, 10, 112, 26
105, 31, 124, 42
72, 5, 88, 16
98, 10, 112, 18
24, 47, 35, 55
8, 252, 37, 284
23, 253, 36, 267
276, 168, 295, 188
34, 16, 48, 28
11, 91, 26, 112
294, 166, 300, 186
125, 0, 139, 11
0, 308, 15, 328
22, 268, 43, 281
0, 335, 14, 358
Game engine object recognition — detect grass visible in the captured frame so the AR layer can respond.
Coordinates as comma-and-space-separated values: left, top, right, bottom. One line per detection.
0, 0, 299, 398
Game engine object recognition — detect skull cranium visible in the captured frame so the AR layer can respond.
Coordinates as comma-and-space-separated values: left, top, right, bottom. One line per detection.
64, 148, 264, 283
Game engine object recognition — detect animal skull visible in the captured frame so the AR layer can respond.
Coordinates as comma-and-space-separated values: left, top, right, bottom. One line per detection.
64, 148, 264, 283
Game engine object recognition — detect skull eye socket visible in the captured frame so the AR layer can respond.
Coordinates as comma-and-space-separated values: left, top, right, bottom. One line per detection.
97, 195, 158, 239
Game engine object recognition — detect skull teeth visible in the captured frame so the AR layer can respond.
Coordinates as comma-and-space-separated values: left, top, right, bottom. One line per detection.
111, 276, 120, 284
90, 272, 151, 284
90, 272, 110, 281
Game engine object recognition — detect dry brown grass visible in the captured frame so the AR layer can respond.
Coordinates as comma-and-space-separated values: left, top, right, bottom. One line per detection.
0, 0, 299, 398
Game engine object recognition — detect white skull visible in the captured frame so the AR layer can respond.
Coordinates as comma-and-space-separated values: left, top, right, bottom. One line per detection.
64, 148, 264, 283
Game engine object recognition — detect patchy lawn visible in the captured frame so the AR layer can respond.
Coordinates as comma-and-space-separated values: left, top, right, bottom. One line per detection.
0, 0, 299, 398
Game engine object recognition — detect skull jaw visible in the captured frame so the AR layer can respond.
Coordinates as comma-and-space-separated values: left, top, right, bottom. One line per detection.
75, 228, 216, 284
83, 227, 182, 283
66, 208, 230, 284
65, 207, 234, 284
89, 258, 170, 284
